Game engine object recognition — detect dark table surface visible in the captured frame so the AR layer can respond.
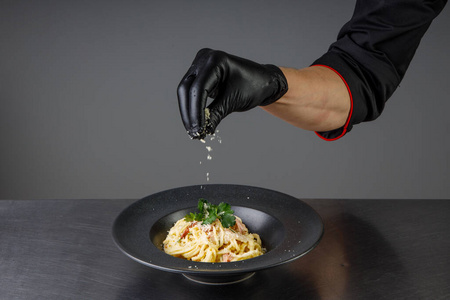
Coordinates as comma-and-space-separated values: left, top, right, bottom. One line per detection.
1, 198, 449, 300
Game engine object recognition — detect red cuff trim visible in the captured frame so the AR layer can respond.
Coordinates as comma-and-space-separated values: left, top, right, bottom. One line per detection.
312, 64, 354, 141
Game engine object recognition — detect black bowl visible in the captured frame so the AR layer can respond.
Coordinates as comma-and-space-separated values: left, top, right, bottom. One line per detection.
112, 184, 323, 285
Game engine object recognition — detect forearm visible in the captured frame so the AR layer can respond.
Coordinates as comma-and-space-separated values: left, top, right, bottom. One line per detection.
261, 66, 351, 132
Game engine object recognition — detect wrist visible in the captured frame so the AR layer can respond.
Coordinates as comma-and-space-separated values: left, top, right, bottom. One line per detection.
259, 64, 289, 106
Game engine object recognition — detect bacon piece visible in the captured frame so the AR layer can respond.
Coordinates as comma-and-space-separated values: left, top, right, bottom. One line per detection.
222, 253, 232, 262
232, 218, 248, 234
180, 222, 197, 239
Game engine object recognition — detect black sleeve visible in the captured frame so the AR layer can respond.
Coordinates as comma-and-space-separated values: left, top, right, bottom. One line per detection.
312, 0, 447, 141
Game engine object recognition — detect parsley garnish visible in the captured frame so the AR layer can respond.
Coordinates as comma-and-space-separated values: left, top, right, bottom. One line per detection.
184, 198, 236, 228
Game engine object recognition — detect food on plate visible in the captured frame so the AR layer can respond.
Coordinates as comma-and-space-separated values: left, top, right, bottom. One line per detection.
163, 198, 265, 262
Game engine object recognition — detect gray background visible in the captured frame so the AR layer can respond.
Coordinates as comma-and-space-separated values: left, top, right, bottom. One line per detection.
1, 0, 449, 200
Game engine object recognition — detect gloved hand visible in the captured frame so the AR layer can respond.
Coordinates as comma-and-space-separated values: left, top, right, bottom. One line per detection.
177, 48, 288, 139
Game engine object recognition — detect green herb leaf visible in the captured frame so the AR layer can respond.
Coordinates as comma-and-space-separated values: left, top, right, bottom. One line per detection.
203, 210, 218, 224
184, 212, 202, 222
221, 213, 236, 228
217, 202, 233, 215
184, 198, 236, 228
198, 198, 208, 213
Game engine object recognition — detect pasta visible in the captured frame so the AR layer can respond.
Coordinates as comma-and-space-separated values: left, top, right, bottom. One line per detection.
163, 215, 265, 262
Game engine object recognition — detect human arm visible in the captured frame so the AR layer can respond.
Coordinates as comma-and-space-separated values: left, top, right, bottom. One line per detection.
262, 66, 351, 133
177, 0, 447, 141
176, 50, 352, 141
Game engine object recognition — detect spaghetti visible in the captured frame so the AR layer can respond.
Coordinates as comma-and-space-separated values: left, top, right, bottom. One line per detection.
163, 215, 264, 262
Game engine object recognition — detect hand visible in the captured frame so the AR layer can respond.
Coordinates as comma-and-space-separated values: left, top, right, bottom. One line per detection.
177, 48, 288, 139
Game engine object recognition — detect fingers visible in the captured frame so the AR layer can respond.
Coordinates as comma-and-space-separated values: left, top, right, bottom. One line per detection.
177, 66, 207, 138
205, 99, 226, 135
177, 73, 196, 133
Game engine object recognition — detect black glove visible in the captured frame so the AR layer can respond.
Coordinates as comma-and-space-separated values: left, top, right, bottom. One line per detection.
177, 48, 288, 139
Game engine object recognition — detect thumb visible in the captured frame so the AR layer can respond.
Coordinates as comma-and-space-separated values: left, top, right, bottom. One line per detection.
205, 103, 228, 135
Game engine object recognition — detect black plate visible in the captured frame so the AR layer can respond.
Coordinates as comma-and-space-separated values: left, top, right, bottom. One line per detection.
112, 184, 323, 285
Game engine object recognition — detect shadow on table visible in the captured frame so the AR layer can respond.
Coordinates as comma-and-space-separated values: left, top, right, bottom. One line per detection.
115, 211, 411, 300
